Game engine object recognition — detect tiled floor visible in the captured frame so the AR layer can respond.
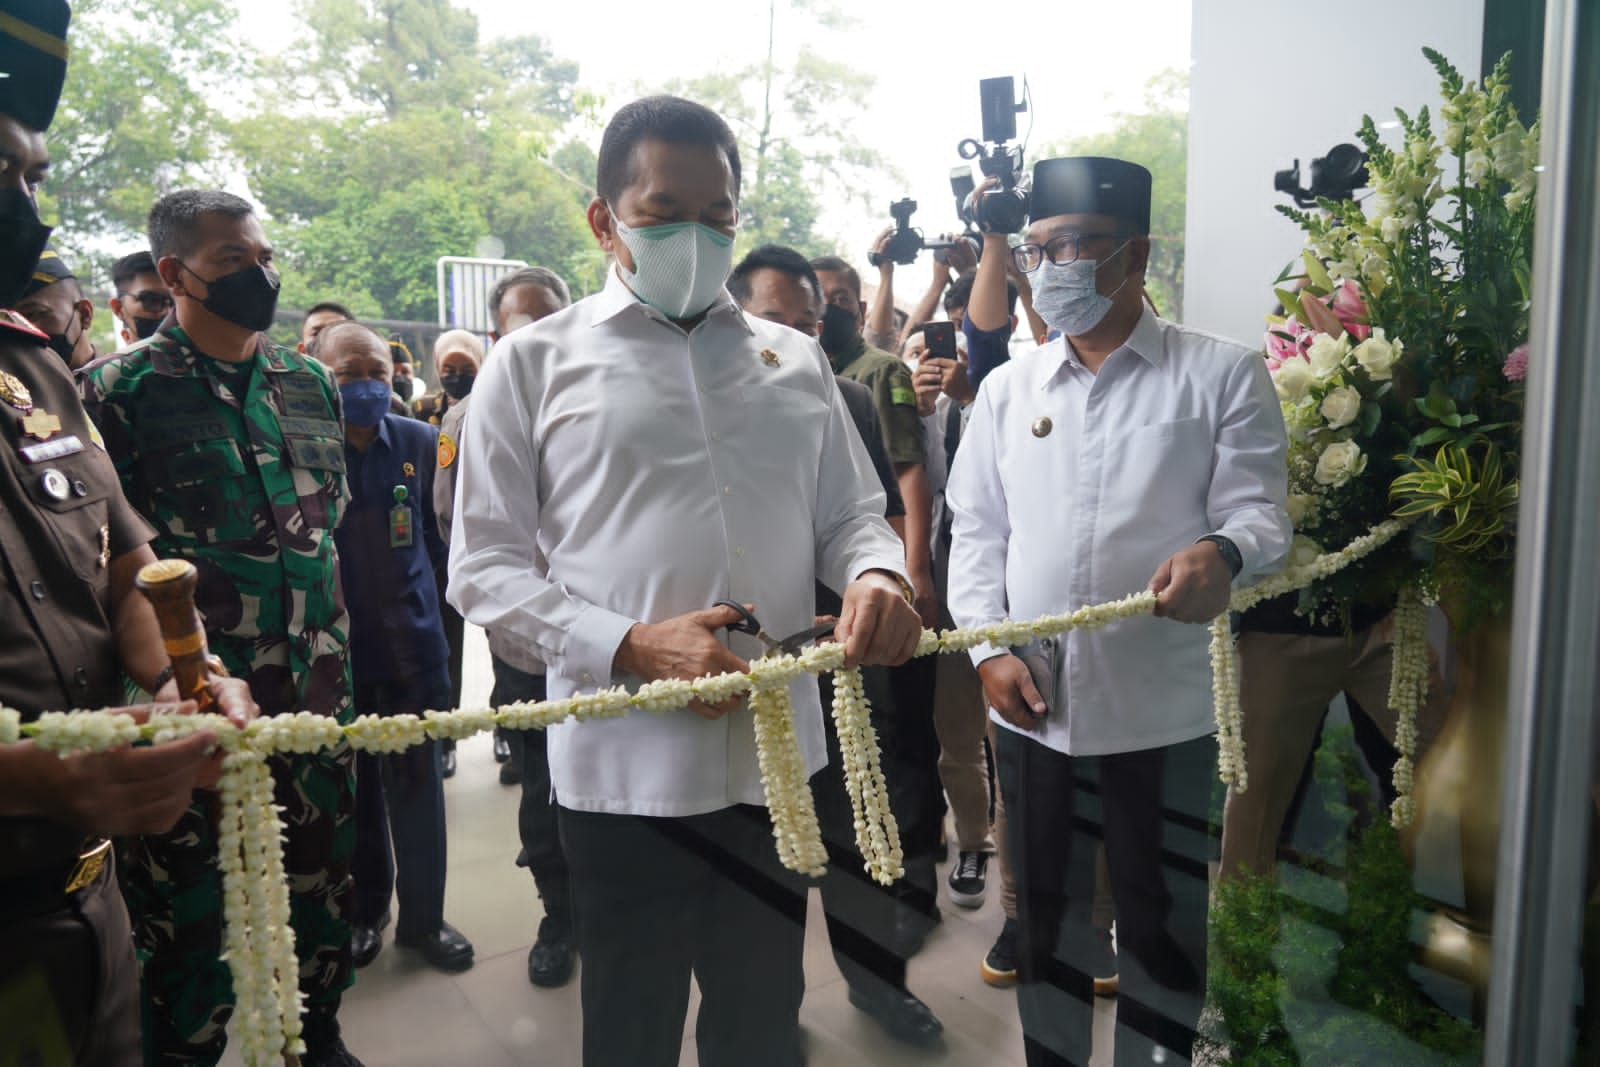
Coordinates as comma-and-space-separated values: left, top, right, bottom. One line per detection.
221, 625, 1118, 1065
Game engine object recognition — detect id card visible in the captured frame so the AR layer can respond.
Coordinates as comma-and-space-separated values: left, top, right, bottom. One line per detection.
389, 503, 414, 547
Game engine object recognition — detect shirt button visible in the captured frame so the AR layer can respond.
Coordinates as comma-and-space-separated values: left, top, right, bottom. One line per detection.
580, 672, 595, 685
735, 546, 745, 558
723, 486, 733, 495
29, 580, 45, 600
73, 666, 88, 688
711, 432, 722, 442
71, 480, 89, 498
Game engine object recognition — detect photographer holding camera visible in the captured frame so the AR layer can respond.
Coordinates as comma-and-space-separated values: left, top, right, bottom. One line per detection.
865, 217, 978, 354
949, 155, 1291, 1065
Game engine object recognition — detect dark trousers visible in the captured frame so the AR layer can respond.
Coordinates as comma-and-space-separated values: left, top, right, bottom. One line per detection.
995, 727, 1215, 1067
489, 656, 571, 928
351, 674, 450, 939
559, 804, 807, 1067
0, 860, 140, 1066
882, 655, 947, 917
814, 673, 909, 996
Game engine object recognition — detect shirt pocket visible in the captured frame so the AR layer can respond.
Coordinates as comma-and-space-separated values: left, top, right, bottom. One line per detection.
145, 438, 262, 546
737, 384, 830, 501
279, 417, 346, 531
1101, 416, 1213, 542
24, 452, 113, 585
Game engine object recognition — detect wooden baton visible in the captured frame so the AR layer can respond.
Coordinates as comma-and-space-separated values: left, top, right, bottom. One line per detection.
135, 559, 216, 709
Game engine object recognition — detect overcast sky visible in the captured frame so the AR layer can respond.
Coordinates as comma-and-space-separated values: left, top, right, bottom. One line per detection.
238, 1, 1192, 257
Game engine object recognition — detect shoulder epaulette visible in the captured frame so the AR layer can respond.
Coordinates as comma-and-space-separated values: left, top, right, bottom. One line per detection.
0, 309, 48, 341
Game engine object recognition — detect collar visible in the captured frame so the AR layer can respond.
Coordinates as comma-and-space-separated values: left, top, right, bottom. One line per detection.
148, 325, 283, 377
1047, 304, 1166, 382
826, 332, 866, 375
588, 264, 751, 334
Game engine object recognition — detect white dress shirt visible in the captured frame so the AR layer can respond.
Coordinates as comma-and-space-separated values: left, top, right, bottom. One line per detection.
947, 307, 1290, 757
448, 269, 908, 816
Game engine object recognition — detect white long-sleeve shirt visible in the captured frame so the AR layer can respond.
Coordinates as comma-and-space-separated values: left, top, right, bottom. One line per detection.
448, 269, 908, 816
947, 307, 1290, 756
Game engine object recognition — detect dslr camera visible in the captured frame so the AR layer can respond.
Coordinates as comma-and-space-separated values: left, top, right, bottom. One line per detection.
866, 193, 979, 268
957, 75, 1030, 233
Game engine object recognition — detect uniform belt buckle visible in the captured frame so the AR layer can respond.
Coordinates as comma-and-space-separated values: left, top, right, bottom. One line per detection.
62, 838, 110, 895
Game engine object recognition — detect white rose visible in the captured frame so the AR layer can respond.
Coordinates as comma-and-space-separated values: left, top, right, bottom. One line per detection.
1285, 493, 1317, 526
1288, 534, 1324, 568
1305, 332, 1349, 379
1353, 329, 1403, 381
1314, 439, 1369, 488
1319, 385, 1362, 430
1272, 358, 1314, 404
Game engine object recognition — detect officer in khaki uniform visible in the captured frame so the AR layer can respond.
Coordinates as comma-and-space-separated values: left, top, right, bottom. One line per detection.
84, 189, 364, 1066
0, 7, 255, 1063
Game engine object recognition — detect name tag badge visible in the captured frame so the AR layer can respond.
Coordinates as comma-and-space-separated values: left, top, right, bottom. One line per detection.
389, 484, 413, 548
19, 434, 84, 463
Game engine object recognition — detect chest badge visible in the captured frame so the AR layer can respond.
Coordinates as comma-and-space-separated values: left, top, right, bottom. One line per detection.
389, 484, 415, 548
40, 468, 71, 501
437, 432, 457, 469
1032, 416, 1053, 438
0, 370, 34, 413
402, 461, 416, 478
760, 348, 781, 368
20, 408, 61, 440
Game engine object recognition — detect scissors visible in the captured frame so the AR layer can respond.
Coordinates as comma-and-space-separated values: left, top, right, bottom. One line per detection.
715, 600, 840, 657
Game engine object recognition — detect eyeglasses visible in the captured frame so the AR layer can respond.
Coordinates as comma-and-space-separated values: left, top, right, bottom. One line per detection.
1011, 232, 1125, 274
120, 289, 174, 312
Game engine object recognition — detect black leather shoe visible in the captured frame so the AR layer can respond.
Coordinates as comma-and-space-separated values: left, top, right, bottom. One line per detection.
527, 916, 576, 988
498, 759, 522, 786
493, 731, 511, 763
396, 921, 475, 973
891, 905, 941, 959
440, 743, 457, 779
299, 1035, 367, 1067
848, 984, 944, 1045
350, 925, 382, 968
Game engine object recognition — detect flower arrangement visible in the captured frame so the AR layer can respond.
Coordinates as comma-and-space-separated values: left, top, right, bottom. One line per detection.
1268, 48, 1537, 630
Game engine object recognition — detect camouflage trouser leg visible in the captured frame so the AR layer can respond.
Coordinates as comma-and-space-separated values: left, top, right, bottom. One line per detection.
121, 743, 357, 1064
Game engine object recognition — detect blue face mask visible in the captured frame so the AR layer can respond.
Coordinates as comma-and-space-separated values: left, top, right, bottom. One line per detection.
339, 379, 391, 428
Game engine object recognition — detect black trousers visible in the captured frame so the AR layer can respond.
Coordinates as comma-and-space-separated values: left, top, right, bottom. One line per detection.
814, 673, 909, 996
0, 860, 140, 1066
489, 656, 571, 928
558, 804, 807, 1067
995, 727, 1215, 1067
882, 655, 947, 917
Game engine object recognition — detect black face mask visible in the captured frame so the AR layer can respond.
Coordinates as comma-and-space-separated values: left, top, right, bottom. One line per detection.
181, 261, 280, 333
131, 315, 164, 340
45, 315, 81, 368
818, 303, 859, 357
0, 189, 52, 309
439, 371, 475, 400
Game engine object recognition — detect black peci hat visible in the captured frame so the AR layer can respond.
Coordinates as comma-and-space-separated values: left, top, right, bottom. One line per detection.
0, 1, 71, 133
1028, 156, 1153, 233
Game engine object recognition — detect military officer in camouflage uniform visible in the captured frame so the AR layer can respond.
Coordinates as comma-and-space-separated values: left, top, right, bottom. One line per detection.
84, 189, 363, 1067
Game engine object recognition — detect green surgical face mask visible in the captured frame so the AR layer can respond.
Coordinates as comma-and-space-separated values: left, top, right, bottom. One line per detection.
611, 210, 736, 319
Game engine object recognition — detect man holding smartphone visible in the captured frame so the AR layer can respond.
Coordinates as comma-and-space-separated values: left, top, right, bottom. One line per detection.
947, 155, 1290, 1066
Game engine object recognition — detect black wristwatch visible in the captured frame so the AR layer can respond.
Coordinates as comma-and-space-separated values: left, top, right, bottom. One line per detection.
1196, 534, 1243, 579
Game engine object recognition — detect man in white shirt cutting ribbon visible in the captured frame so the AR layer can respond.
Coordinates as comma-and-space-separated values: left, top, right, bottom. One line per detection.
448, 94, 922, 1067
948, 155, 1291, 1066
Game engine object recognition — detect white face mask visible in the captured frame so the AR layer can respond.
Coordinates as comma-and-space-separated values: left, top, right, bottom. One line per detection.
1030, 241, 1133, 336
611, 210, 736, 320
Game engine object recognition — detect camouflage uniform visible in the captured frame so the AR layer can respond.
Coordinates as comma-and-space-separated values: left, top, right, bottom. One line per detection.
83, 324, 356, 1063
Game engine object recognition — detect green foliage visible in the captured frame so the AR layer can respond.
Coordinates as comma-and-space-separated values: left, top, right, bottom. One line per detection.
243, 0, 602, 318
44, 0, 240, 279
1051, 70, 1188, 317
1390, 440, 1519, 554
1207, 728, 1482, 1064
662, 1, 894, 256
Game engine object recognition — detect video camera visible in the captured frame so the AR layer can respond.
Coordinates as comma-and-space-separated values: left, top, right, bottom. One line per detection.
957, 75, 1030, 233
866, 192, 981, 268
1274, 144, 1370, 208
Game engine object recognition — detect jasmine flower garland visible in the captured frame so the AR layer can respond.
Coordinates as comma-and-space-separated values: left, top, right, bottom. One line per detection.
1385, 585, 1432, 828
6, 520, 1426, 1066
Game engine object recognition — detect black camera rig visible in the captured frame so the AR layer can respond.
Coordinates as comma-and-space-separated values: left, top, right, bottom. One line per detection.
1274, 143, 1370, 207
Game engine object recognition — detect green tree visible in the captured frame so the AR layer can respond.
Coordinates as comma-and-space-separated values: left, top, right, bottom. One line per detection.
242, 0, 602, 322
662, 0, 896, 256
43, 0, 240, 272
1049, 70, 1189, 318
